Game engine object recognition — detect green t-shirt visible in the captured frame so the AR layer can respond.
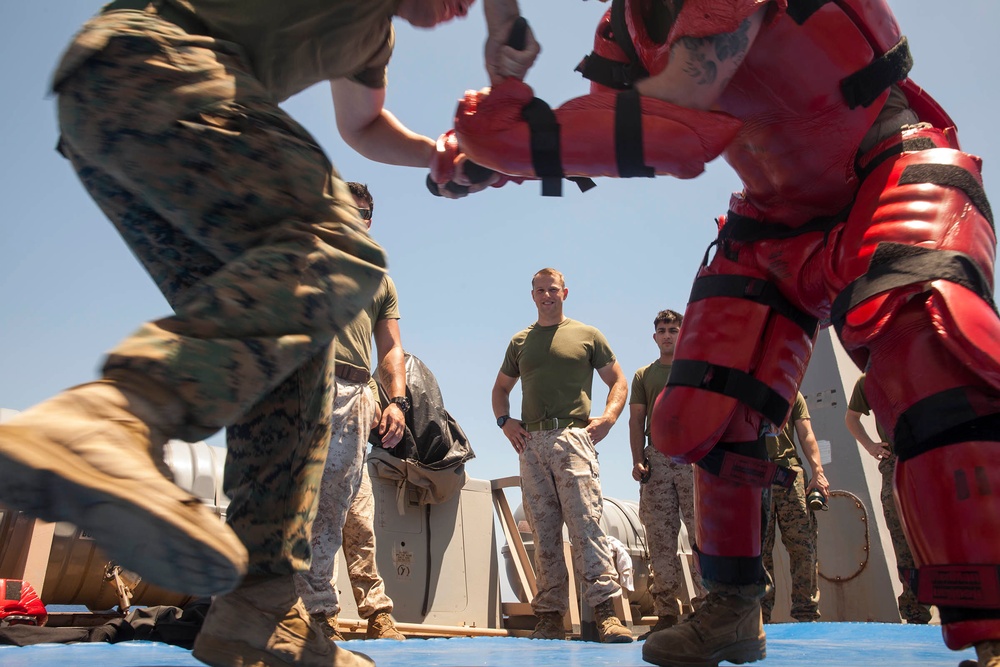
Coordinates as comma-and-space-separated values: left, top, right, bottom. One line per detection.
848, 374, 891, 444
334, 274, 399, 373
172, 0, 396, 101
766, 392, 809, 461
500, 318, 616, 424
630, 360, 671, 437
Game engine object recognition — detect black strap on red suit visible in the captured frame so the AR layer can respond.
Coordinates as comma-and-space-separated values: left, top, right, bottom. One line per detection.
669, 359, 790, 428
696, 439, 797, 489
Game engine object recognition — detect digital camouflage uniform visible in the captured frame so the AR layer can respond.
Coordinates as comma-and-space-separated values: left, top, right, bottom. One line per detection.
631, 360, 706, 619
762, 393, 820, 623
297, 275, 399, 616
849, 376, 932, 624
501, 319, 623, 614
49, 2, 392, 575
340, 462, 394, 618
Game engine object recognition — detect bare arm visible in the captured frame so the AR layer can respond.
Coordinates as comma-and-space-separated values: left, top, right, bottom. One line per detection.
794, 418, 828, 496
628, 403, 649, 482
372, 318, 406, 448
492, 370, 528, 453
635, 6, 766, 110
330, 78, 435, 167
589, 361, 627, 445
845, 408, 891, 460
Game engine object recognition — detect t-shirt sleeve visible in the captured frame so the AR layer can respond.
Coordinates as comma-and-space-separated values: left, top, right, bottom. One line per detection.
793, 392, 810, 421
630, 370, 646, 405
591, 329, 616, 369
376, 275, 401, 322
847, 376, 870, 414
349, 23, 393, 88
499, 340, 520, 378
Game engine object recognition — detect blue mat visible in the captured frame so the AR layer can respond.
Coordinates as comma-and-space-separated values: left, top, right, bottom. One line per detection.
0, 624, 977, 666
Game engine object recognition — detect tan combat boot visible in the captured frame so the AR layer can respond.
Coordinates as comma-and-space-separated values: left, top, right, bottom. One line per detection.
530, 611, 566, 640
366, 609, 405, 640
642, 591, 765, 667
310, 612, 345, 641
594, 599, 634, 643
0, 378, 247, 597
639, 614, 677, 641
193, 576, 374, 667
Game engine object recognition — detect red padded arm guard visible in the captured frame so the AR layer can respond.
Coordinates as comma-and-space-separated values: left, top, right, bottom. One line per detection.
454, 79, 742, 181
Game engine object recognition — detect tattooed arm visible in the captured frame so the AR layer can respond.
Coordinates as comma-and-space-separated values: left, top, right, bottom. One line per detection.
636, 7, 765, 110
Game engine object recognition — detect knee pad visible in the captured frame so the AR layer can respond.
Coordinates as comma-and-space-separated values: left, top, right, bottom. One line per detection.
652, 249, 818, 464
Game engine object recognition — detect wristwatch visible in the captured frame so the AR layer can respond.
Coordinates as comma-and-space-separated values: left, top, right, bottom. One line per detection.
389, 396, 411, 412
497, 414, 510, 428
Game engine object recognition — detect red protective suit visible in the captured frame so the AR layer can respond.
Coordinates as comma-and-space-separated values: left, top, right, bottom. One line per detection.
455, 0, 1000, 650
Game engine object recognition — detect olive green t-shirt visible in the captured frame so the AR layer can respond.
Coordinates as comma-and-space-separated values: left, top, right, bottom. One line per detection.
334, 274, 399, 373
766, 392, 809, 461
848, 374, 891, 445
630, 360, 671, 437
500, 318, 616, 424
169, 0, 397, 101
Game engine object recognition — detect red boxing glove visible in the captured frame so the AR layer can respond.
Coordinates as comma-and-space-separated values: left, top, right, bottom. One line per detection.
426, 130, 524, 197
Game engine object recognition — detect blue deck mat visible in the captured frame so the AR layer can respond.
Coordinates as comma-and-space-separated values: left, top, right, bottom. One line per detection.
0, 623, 977, 666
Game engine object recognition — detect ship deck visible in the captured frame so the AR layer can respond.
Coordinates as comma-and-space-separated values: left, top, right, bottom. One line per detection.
0, 622, 976, 666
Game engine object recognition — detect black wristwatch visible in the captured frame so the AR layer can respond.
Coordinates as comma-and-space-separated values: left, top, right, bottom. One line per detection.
389, 396, 411, 412
497, 414, 510, 428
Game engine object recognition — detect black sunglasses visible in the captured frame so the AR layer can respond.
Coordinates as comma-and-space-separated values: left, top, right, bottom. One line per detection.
356, 207, 372, 221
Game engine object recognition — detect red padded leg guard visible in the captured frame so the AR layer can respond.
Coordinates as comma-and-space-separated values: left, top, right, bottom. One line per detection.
896, 440, 1000, 649
692, 464, 767, 585
652, 251, 815, 464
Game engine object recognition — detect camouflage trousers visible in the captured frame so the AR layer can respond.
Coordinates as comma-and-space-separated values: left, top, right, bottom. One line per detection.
519, 427, 621, 614
639, 446, 706, 617
762, 464, 821, 622
335, 461, 394, 618
880, 454, 932, 623
296, 380, 375, 615
51, 11, 385, 575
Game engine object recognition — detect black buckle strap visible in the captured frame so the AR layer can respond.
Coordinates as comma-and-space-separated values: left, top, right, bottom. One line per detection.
831, 243, 997, 338
575, 53, 639, 91
689, 274, 819, 339
719, 208, 848, 245
855, 135, 938, 183
841, 36, 913, 110
669, 359, 791, 427
892, 387, 1000, 462
693, 544, 765, 586
615, 89, 655, 178
696, 440, 797, 488
520, 98, 596, 197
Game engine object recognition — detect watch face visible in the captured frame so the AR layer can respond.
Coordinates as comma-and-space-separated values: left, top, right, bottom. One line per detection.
392, 397, 410, 412
497, 415, 508, 428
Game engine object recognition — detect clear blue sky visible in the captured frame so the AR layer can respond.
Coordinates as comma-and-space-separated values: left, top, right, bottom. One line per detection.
2, 1, 998, 508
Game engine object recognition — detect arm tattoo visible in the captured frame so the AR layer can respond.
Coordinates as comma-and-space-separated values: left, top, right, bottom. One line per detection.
675, 18, 752, 85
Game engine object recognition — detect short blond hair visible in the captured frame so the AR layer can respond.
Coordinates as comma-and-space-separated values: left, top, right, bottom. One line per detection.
532, 267, 565, 288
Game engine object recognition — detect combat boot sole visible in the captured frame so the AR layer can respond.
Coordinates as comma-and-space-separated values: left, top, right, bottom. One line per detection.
642, 636, 765, 667
0, 393, 247, 596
